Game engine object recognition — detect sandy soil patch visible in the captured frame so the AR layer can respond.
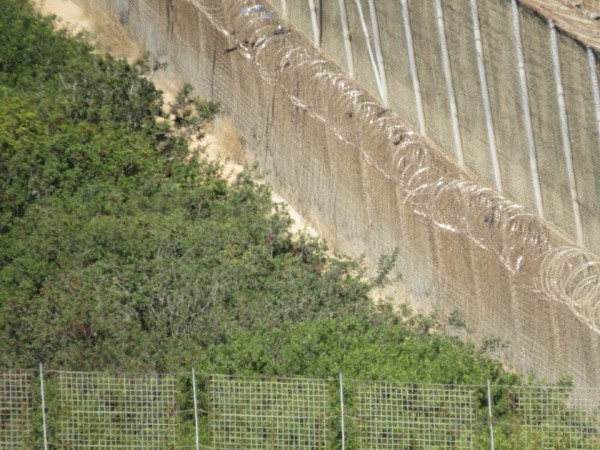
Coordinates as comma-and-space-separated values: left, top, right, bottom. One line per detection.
35, 0, 92, 30
34, 0, 319, 238
34, 0, 143, 59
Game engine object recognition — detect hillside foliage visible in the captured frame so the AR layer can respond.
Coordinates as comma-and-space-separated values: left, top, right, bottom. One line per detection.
3, 3, 598, 448
0, 0, 518, 386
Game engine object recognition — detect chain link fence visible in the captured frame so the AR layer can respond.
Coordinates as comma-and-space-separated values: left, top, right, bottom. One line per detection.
2, 368, 600, 449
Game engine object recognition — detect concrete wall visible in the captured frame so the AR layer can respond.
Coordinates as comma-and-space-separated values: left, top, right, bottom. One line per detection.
75, 0, 600, 390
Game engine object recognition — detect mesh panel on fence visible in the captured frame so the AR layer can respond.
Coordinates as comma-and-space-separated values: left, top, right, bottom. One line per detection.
353, 381, 474, 449
4, 369, 600, 447
209, 374, 331, 450
55, 371, 178, 449
503, 386, 600, 449
0, 370, 33, 449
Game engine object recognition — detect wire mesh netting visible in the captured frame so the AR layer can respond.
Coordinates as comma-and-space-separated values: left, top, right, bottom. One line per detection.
69, 0, 600, 391
208, 374, 331, 450
352, 381, 475, 449
495, 385, 600, 449
0, 370, 34, 449
4, 370, 600, 448
55, 371, 178, 449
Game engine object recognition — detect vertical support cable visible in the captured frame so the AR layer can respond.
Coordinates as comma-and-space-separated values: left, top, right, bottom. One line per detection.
353, 0, 385, 102
401, 0, 426, 135
511, 0, 544, 218
281, 0, 287, 18
435, 0, 465, 168
549, 20, 584, 245
308, 0, 321, 48
338, 0, 354, 77
367, 0, 389, 106
192, 368, 200, 450
470, 0, 502, 192
39, 364, 49, 450
339, 373, 346, 450
487, 380, 495, 450
589, 48, 600, 149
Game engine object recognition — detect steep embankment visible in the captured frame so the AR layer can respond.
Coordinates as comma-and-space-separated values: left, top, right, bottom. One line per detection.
0, 0, 525, 383
36, 0, 319, 237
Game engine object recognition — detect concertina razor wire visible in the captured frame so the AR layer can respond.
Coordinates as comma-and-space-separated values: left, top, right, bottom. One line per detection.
189, 0, 600, 333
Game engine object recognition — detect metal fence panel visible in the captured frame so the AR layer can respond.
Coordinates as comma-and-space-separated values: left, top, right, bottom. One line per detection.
2, 369, 600, 448
0, 370, 34, 449
209, 374, 331, 450
55, 371, 178, 449
500, 385, 600, 449
352, 381, 475, 449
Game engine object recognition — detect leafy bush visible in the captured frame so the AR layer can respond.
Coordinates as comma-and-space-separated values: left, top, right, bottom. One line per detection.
0, 0, 376, 373
3, 5, 596, 449
0, 0, 532, 384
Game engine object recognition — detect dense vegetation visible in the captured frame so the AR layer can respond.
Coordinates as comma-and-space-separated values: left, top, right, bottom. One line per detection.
0, 0, 515, 385
2, 2, 598, 448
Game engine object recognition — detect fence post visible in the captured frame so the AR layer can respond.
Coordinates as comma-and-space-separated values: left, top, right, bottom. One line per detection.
353, 0, 385, 103
470, 0, 502, 193
487, 380, 495, 450
434, 0, 465, 168
401, 0, 425, 135
511, 0, 545, 218
339, 372, 346, 450
588, 48, 600, 150
338, 0, 354, 77
549, 19, 584, 245
280, 0, 287, 18
308, 0, 321, 48
367, 0, 389, 106
192, 368, 200, 450
39, 364, 49, 450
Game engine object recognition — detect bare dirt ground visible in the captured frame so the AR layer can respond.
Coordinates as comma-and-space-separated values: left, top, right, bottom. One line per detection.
34, 0, 319, 237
